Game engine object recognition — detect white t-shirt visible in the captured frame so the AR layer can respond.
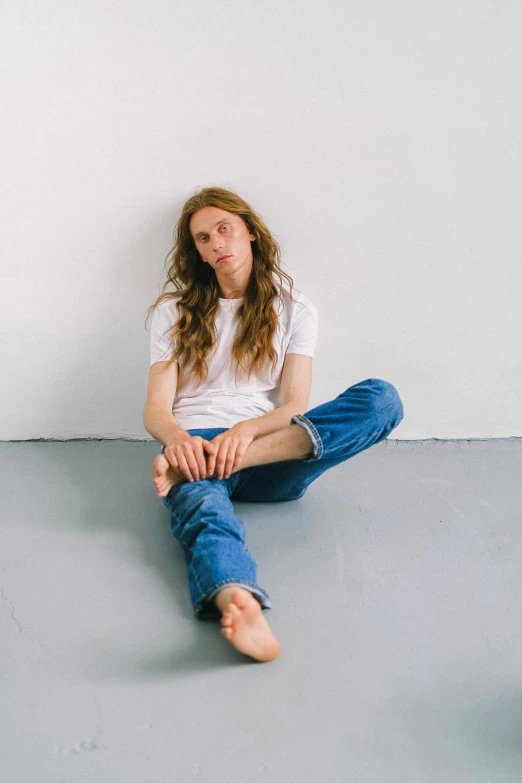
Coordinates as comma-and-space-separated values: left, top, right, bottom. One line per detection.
149, 287, 318, 430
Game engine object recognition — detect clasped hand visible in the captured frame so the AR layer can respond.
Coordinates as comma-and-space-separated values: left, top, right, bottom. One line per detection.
164, 421, 258, 483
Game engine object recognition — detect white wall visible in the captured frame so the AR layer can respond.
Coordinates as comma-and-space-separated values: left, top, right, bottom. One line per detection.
1, 1, 520, 440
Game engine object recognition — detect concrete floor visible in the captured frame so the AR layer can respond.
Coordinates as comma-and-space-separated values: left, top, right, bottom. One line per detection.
1, 438, 521, 783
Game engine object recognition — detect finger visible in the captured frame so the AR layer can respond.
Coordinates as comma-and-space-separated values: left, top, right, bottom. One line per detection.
202, 439, 218, 459
165, 453, 179, 473
215, 443, 231, 480
224, 443, 239, 479
231, 444, 247, 473
176, 452, 194, 483
207, 454, 216, 476
196, 446, 208, 479
183, 448, 201, 481
203, 439, 218, 475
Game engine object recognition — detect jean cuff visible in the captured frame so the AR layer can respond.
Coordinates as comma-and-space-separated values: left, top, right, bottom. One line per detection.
195, 579, 272, 620
290, 414, 323, 462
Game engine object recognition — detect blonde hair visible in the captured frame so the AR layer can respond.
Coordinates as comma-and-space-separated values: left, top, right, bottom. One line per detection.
145, 186, 296, 389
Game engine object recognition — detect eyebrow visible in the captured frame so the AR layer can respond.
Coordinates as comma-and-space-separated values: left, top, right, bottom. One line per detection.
194, 218, 230, 240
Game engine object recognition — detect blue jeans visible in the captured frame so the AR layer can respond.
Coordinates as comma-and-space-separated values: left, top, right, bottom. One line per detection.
160, 378, 404, 620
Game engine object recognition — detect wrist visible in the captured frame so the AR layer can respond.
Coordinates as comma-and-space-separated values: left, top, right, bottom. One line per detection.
236, 421, 261, 440
164, 430, 186, 447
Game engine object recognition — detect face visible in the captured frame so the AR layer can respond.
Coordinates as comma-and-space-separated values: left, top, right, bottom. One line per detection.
189, 206, 256, 276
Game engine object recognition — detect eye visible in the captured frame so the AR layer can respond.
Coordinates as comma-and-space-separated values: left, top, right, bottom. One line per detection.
198, 224, 229, 243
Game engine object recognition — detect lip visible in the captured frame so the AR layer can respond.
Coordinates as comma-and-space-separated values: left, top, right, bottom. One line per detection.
217, 255, 231, 263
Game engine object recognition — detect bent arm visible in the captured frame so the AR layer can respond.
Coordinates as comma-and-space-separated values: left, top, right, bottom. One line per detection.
240, 353, 313, 439
143, 360, 186, 446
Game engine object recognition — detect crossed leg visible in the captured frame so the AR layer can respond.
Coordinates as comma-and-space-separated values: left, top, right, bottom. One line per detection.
152, 422, 313, 662
153, 421, 313, 497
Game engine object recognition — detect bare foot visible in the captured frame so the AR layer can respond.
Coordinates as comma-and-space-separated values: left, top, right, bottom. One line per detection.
152, 453, 185, 497
220, 588, 281, 662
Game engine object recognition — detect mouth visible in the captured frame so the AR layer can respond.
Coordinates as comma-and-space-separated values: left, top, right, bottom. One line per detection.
217, 255, 231, 263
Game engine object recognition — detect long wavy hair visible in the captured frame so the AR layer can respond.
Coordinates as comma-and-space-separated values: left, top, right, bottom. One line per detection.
145, 186, 296, 389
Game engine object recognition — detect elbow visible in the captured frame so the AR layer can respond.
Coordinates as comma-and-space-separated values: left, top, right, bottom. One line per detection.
285, 401, 309, 417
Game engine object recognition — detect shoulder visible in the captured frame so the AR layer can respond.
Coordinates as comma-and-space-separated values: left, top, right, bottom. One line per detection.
281, 287, 318, 321
151, 296, 179, 325
156, 296, 179, 314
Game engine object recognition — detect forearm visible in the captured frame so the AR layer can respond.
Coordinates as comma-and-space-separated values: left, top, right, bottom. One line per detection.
143, 404, 186, 446
243, 403, 304, 439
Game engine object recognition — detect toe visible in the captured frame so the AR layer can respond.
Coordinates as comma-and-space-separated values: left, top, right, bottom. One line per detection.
227, 603, 241, 621
221, 611, 233, 627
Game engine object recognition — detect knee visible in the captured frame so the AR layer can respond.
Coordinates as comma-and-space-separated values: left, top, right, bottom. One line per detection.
373, 379, 404, 424
355, 378, 404, 424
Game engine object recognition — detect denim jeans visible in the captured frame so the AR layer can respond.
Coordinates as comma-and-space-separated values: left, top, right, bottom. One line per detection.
160, 378, 404, 620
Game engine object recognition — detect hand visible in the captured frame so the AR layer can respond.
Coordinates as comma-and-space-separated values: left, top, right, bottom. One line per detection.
164, 432, 219, 483
206, 421, 257, 480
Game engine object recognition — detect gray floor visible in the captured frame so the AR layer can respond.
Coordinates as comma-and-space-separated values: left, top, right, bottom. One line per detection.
1, 438, 521, 783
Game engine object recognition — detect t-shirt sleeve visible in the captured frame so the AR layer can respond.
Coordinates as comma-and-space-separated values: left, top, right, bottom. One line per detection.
285, 300, 318, 357
149, 301, 178, 366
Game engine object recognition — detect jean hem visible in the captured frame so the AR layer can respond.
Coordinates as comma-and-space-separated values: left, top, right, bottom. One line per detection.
194, 579, 272, 620
290, 414, 323, 461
